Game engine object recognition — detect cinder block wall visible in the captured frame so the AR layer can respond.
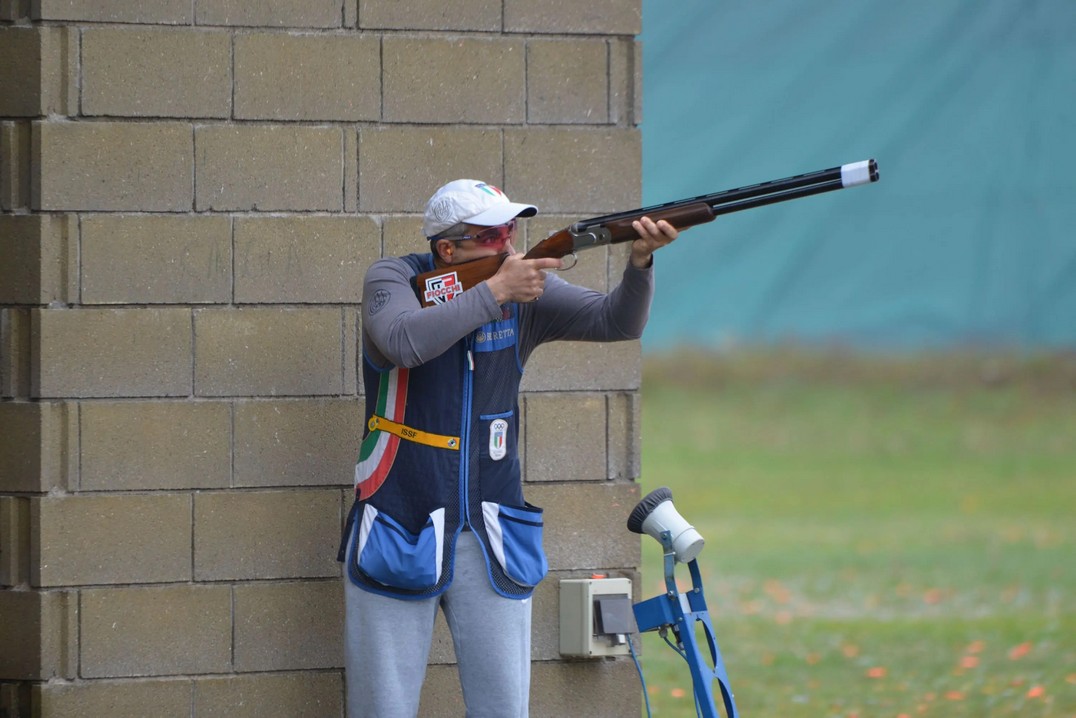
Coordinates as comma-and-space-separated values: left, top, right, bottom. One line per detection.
0, 2, 645, 716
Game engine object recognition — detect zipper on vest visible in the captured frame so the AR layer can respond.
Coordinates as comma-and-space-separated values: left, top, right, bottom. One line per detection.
459, 336, 475, 528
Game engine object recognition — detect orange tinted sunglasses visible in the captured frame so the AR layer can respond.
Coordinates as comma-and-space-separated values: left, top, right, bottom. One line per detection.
443, 219, 517, 246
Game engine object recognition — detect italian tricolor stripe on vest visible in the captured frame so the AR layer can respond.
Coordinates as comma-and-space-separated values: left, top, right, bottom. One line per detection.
354, 368, 408, 499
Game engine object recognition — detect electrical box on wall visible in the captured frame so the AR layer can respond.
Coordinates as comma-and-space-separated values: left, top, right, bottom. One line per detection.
559, 577, 636, 657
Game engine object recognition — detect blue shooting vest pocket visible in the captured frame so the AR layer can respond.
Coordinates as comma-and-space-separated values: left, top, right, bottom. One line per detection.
481, 501, 548, 588
352, 505, 445, 592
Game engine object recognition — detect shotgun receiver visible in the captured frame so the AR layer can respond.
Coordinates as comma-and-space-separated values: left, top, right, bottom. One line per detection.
414, 159, 879, 307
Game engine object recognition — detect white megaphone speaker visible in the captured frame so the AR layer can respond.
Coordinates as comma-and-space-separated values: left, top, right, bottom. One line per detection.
626, 487, 705, 563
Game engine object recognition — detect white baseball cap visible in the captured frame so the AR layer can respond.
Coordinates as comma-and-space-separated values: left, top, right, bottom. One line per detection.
423, 180, 537, 238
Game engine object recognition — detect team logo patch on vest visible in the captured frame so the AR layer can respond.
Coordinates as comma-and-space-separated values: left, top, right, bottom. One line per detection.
473, 318, 516, 352
423, 271, 462, 305
489, 419, 508, 461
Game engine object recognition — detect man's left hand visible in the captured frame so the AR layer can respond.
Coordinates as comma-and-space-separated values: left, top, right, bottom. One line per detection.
629, 216, 679, 268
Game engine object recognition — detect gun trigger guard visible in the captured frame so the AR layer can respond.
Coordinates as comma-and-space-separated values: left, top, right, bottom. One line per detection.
558, 253, 578, 271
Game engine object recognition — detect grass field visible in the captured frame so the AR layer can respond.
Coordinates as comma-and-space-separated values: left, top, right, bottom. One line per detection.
633, 350, 1076, 718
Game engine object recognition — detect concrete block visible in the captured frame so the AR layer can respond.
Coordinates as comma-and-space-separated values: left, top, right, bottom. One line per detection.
523, 392, 607, 483
31, 307, 193, 398
32, 493, 192, 586
195, 0, 343, 27
383, 36, 524, 124
233, 399, 364, 488
1, 121, 31, 210
607, 391, 642, 481
530, 659, 640, 717
610, 38, 642, 127
0, 682, 30, 718
527, 38, 609, 125
0, 496, 29, 586
33, 121, 193, 211
526, 570, 563, 661
0, 26, 74, 117
233, 580, 344, 671
528, 482, 640, 571
344, 128, 358, 212
521, 340, 641, 393
0, 27, 42, 116
0, 589, 76, 680
344, 306, 359, 395
359, 0, 499, 30
505, 0, 641, 35
358, 126, 502, 213
0, 0, 25, 21
35, 679, 192, 718
416, 665, 466, 716
82, 27, 230, 118
234, 215, 379, 304
382, 216, 422, 258
81, 214, 231, 304
194, 672, 344, 718
235, 33, 379, 121
0, 308, 31, 398
0, 214, 75, 305
194, 489, 341, 580
33, 0, 193, 23
0, 401, 74, 494
80, 584, 232, 677
80, 400, 231, 491
194, 307, 343, 397
424, 607, 455, 665
608, 240, 636, 289
504, 127, 641, 215
195, 124, 343, 211
418, 642, 642, 715
342, 303, 359, 396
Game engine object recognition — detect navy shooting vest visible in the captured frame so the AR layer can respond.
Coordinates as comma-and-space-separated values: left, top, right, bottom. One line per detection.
339, 253, 547, 600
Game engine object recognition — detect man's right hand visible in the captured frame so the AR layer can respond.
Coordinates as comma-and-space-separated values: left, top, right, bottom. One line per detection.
485, 244, 563, 305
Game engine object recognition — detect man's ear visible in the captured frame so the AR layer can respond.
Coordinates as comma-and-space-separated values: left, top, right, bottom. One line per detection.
434, 238, 455, 264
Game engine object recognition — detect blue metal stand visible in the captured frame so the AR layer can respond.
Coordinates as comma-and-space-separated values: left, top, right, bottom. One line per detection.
633, 532, 738, 718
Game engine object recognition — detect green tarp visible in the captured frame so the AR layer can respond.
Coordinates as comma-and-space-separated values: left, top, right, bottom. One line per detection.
640, 0, 1076, 349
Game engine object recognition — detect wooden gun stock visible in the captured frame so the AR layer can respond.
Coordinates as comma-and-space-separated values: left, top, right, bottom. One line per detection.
413, 159, 878, 307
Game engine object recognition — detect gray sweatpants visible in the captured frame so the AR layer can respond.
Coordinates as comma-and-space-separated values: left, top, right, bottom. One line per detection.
344, 530, 532, 718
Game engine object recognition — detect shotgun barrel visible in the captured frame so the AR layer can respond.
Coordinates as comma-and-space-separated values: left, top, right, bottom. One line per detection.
571, 159, 879, 238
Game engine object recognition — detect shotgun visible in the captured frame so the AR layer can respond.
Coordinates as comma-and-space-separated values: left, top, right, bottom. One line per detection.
414, 159, 879, 307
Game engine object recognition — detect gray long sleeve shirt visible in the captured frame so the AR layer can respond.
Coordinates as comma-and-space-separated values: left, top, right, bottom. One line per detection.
361, 256, 655, 369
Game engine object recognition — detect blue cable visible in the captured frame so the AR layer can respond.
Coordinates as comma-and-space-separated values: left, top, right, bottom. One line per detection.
628, 638, 654, 718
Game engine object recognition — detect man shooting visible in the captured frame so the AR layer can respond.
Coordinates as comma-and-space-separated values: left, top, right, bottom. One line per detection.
338, 179, 678, 718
